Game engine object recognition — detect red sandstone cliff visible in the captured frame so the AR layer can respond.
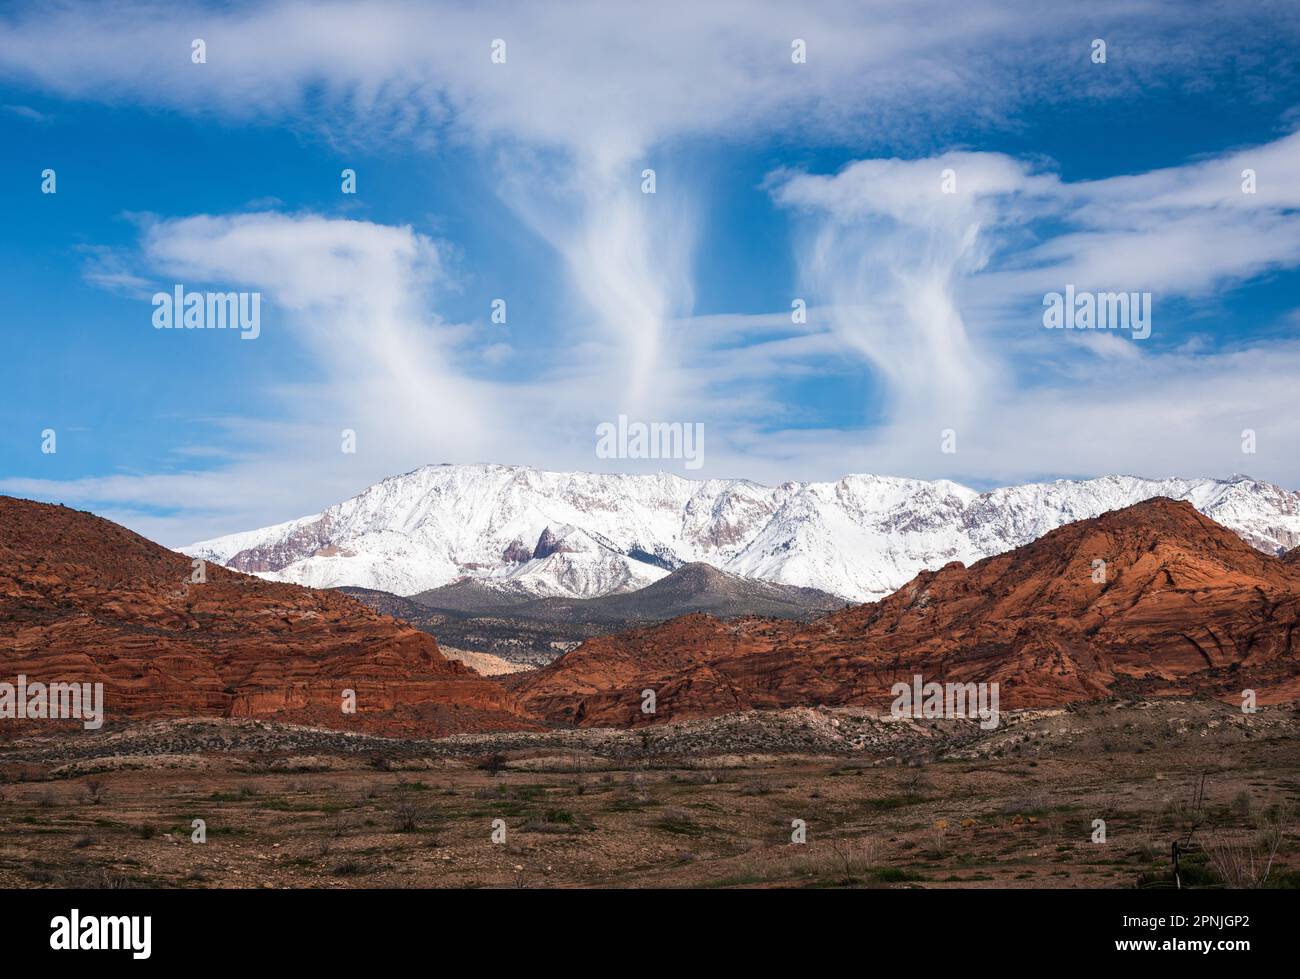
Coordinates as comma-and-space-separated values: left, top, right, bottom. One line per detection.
508, 498, 1300, 725
0, 496, 534, 736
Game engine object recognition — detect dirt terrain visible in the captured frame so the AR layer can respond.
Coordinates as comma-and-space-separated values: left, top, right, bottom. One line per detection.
2, 698, 1296, 889
438, 645, 533, 677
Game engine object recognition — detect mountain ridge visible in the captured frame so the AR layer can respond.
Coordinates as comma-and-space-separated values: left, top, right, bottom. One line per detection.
336, 562, 845, 667
414, 561, 847, 623
186, 464, 1300, 602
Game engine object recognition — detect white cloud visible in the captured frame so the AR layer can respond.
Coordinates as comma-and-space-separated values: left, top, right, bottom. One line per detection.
4, 1, 1300, 542
768, 130, 1300, 458
2, 102, 48, 122
771, 152, 1042, 430
6, 0, 1260, 151
22, 124, 1300, 545
3, 1, 1290, 429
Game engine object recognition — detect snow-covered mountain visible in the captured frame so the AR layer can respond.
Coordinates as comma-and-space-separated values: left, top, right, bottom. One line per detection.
184, 464, 1300, 602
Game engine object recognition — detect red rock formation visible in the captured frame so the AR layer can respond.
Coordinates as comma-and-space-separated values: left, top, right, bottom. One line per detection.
509, 498, 1300, 725
0, 497, 535, 736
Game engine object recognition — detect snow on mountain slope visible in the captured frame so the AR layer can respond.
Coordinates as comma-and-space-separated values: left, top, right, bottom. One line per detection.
184, 464, 1300, 602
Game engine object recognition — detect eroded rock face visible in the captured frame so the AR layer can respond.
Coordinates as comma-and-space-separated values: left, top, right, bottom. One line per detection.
0, 497, 533, 736
501, 539, 533, 564
509, 499, 1300, 726
532, 526, 576, 559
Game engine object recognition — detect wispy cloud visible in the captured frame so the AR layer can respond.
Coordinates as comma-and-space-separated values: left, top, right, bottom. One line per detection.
2, 102, 49, 122
21, 125, 1300, 544
3, 1, 1300, 544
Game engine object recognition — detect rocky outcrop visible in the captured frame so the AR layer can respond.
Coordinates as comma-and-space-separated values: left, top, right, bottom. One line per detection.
532, 526, 576, 560
508, 499, 1300, 726
0, 497, 535, 736
502, 539, 533, 564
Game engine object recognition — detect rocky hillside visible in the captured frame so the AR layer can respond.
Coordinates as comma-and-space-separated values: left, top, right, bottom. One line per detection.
341, 562, 845, 667
507, 498, 1300, 726
0, 497, 530, 736
486, 562, 847, 624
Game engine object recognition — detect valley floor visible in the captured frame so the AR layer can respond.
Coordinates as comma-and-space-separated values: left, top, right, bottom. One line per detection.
1, 699, 1296, 889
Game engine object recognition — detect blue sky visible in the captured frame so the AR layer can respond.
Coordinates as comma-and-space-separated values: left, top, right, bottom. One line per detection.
1, 0, 1299, 545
